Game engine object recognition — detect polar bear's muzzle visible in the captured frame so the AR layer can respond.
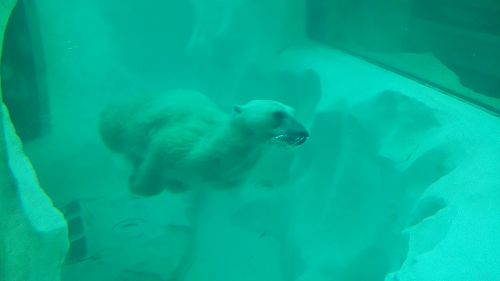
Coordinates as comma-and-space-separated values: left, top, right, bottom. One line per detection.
268, 128, 309, 148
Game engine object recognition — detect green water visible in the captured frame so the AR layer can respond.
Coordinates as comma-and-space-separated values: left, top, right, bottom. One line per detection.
1, 0, 500, 280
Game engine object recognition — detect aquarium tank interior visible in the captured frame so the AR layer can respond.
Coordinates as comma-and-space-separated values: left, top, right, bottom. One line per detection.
1, 0, 500, 280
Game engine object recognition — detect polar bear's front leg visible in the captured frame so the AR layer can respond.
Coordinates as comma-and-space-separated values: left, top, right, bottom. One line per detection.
164, 179, 191, 194
128, 149, 165, 197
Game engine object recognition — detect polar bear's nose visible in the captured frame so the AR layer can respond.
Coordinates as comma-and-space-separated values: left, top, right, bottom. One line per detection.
293, 127, 309, 146
298, 130, 309, 138
295, 123, 309, 138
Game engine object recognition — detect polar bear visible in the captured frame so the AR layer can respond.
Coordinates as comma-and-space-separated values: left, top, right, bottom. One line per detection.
99, 89, 308, 197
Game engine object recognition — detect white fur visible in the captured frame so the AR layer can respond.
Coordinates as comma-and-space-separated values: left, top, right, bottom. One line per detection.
99, 89, 307, 197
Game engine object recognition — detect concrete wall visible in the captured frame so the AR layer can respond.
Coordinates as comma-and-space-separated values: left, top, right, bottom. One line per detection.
0, 1, 69, 280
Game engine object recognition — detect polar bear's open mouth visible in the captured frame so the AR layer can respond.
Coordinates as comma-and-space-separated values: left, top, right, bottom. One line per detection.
267, 134, 308, 148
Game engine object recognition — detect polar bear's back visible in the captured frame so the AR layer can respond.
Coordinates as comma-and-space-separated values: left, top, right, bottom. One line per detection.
133, 89, 225, 125
99, 89, 226, 164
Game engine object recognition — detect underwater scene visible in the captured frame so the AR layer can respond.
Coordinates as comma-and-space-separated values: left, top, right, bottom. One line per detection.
1, 0, 500, 280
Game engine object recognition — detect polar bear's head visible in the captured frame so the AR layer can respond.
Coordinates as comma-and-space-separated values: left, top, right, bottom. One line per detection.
232, 100, 309, 148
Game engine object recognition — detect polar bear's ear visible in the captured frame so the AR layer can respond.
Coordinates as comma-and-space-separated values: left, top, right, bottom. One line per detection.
232, 104, 244, 115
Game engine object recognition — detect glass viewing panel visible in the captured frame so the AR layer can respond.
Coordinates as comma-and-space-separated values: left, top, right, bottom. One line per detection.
307, 0, 500, 113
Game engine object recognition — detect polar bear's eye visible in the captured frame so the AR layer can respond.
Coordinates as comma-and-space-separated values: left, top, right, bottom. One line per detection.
273, 110, 286, 120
